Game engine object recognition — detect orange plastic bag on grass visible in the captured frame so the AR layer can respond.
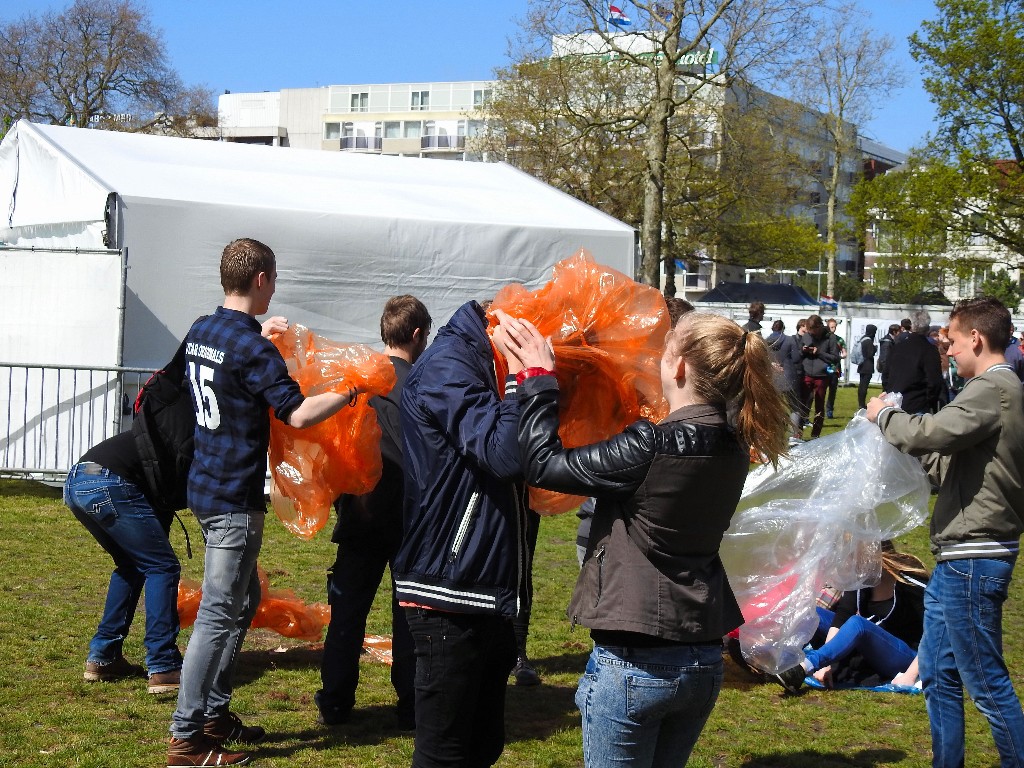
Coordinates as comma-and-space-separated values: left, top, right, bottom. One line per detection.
488, 249, 670, 515
177, 565, 331, 642
269, 325, 396, 539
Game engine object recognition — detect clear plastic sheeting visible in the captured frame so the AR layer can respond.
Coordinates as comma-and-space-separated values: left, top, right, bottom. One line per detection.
721, 403, 930, 674
268, 324, 397, 539
488, 249, 670, 515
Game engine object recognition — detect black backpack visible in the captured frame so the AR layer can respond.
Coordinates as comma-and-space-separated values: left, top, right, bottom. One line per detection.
132, 336, 196, 514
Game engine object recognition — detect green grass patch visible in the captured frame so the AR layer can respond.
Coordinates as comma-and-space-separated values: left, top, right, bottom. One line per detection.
1, 385, 1019, 766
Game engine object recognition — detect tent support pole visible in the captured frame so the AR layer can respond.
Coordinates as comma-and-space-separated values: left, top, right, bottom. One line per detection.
114, 245, 128, 433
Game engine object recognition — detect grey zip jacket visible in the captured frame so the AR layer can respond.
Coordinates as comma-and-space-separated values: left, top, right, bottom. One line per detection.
876, 364, 1024, 561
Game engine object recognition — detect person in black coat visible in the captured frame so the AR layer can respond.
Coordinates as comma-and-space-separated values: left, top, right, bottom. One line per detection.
856, 324, 878, 409
885, 311, 943, 414
317, 295, 431, 730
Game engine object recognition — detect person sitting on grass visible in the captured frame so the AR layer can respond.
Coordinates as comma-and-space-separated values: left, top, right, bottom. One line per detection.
772, 541, 928, 694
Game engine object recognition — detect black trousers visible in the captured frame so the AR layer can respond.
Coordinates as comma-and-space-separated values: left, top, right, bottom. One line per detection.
406, 609, 517, 768
857, 372, 873, 409
317, 532, 414, 720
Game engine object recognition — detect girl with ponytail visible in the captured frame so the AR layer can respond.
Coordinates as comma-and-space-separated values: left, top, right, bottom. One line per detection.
494, 310, 789, 768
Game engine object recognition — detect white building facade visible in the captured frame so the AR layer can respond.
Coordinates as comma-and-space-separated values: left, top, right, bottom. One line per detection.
218, 81, 494, 160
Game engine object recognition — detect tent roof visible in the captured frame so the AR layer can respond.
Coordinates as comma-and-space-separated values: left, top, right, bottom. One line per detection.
698, 282, 818, 306
0, 121, 634, 234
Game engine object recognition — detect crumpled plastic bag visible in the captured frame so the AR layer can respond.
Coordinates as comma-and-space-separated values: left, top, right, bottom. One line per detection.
488, 249, 669, 514
177, 564, 331, 641
268, 325, 397, 539
720, 403, 930, 674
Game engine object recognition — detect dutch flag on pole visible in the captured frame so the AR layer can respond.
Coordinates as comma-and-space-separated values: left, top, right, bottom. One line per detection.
608, 4, 631, 26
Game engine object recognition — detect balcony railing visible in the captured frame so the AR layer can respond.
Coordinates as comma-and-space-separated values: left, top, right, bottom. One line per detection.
340, 136, 382, 151
420, 135, 466, 150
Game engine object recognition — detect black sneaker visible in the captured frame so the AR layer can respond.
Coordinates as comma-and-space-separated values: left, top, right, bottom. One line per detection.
316, 705, 351, 727
772, 665, 807, 694
204, 712, 266, 745
512, 656, 541, 687
83, 656, 146, 682
725, 636, 766, 681
395, 708, 416, 732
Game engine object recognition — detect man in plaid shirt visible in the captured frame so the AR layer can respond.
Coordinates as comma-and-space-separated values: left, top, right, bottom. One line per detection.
168, 238, 357, 768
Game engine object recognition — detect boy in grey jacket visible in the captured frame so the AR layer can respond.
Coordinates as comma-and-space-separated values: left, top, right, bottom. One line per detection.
867, 297, 1024, 768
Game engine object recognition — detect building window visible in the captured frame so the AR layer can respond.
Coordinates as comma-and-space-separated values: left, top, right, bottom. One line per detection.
342, 122, 355, 138
473, 88, 493, 107
383, 121, 401, 139
324, 122, 340, 140
350, 92, 368, 112
404, 121, 422, 139
411, 90, 429, 110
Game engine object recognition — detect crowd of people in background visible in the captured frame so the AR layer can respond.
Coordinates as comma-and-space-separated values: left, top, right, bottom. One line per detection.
757, 299, 1024, 441
64, 253, 1024, 768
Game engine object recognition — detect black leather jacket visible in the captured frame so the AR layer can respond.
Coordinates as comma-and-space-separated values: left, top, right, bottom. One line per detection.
518, 375, 749, 643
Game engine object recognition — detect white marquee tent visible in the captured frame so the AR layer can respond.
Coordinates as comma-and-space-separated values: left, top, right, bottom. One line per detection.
1, 120, 635, 476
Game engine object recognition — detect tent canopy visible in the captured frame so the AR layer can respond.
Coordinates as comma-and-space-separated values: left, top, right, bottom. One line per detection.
1, 120, 635, 368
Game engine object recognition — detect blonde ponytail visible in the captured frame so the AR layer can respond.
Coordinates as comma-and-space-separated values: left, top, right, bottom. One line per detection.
672, 314, 790, 466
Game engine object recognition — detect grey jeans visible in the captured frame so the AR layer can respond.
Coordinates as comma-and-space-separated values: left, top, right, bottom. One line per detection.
170, 510, 264, 739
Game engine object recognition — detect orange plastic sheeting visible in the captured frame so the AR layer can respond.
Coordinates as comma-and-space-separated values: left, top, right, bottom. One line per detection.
488, 249, 670, 515
269, 324, 397, 539
177, 565, 331, 642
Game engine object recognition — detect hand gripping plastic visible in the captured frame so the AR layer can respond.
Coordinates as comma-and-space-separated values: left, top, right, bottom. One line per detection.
268, 324, 397, 539
488, 249, 670, 514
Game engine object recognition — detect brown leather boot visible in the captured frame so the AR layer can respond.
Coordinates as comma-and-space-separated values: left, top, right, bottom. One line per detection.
166, 734, 250, 766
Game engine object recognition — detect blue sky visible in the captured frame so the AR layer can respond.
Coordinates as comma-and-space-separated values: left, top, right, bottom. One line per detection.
4, 0, 939, 153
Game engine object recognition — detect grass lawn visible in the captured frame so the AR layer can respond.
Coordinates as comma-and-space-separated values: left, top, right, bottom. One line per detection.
1, 385, 1019, 767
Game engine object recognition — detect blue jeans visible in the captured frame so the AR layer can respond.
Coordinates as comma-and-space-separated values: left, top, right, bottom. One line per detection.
64, 463, 182, 674
576, 643, 724, 768
405, 609, 516, 768
171, 510, 264, 739
919, 557, 1024, 768
804, 614, 917, 680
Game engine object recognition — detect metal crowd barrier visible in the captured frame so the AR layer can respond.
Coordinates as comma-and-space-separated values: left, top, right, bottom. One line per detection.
1, 362, 154, 483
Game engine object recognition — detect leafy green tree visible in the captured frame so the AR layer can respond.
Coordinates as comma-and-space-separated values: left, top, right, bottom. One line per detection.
0, 0, 213, 137
848, 162, 957, 303
499, 0, 820, 288
907, 0, 1024, 259
978, 270, 1022, 312
784, 3, 904, 297
480, 53, 647, 230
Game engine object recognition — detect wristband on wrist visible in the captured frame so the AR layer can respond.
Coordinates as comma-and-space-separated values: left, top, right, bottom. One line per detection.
515, 367, 555, 386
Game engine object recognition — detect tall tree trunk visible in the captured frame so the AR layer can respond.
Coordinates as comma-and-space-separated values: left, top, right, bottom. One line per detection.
827, 145, 841, 297
639, 52, 677, 288
664, 225, 677, 297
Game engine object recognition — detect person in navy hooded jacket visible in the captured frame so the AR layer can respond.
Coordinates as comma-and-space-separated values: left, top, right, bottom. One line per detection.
393, 300, 528, 768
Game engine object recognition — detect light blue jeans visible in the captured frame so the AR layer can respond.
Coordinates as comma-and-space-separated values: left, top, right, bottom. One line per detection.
170, 510, 264, 739
576, 643, 723, 768
919, 557, 1024, 768
64, 463, 182, 674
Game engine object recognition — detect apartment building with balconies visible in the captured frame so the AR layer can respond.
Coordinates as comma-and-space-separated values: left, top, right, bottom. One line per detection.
218, 81, 494, 160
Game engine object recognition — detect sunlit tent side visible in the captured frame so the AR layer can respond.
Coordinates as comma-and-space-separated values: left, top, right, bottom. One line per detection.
0, 120, 635, 478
